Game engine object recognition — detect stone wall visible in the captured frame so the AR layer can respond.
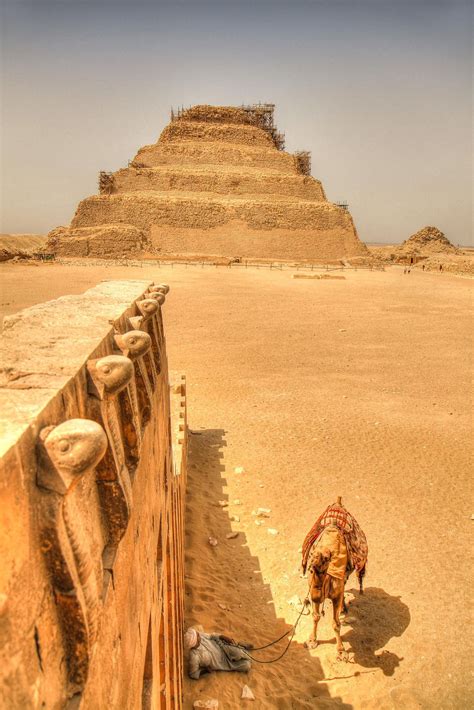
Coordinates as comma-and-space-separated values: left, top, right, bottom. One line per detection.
0, 281, 187, 709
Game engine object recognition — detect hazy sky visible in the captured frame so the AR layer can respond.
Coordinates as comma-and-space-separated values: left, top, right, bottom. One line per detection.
0, 0, 472, 244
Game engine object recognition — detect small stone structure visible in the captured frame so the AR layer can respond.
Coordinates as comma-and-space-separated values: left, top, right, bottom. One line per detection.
395, 225, 460, 261
45, 104, 368, 261
0, 281, 187, 708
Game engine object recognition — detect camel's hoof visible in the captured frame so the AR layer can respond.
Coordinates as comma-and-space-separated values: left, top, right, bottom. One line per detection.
304, 639, 319, 650
336, 650, 349, 662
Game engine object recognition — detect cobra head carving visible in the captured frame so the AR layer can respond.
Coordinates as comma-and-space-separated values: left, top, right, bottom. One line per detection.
41, 419, 108, 489
136, 298, 159, 319
149, 284, 169, 297
114, 330, 151, 359
90, 355, 133, 396
147, 291, 165, 306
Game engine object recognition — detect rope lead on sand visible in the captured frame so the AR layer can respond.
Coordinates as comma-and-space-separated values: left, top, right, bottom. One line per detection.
222, 596, 310, 665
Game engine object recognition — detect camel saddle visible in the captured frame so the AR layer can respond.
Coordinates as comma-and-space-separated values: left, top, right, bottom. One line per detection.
302, 502, 368, 576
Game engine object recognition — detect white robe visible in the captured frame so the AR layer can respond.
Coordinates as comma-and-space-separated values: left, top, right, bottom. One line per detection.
188, 633, 251, 679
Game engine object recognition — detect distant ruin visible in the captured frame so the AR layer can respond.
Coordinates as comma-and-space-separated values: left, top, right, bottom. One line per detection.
397, 225, 460, 257
46, 104, 368, 261
0, 282, 186, 708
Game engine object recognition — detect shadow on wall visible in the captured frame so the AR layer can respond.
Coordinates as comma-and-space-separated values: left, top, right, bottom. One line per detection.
182, 429, 353, 709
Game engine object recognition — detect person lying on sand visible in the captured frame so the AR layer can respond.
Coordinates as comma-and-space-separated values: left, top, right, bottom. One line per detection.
184, 627, 252, 679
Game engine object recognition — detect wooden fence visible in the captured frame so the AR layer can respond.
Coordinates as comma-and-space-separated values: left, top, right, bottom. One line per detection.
67, 259, 384, 273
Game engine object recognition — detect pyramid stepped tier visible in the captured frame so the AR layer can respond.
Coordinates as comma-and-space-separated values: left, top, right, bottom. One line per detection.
73, 193, 354, 232
159, 121, 276, 147
172, 104, 277, 125
113, 166, 326, 201
46, 103, 368, 260
134, 141, 297, 173
46, 223, 148, 258
71, 193, 362, 260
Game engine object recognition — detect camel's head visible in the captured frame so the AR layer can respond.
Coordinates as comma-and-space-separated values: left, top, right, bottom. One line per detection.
311, 548, 332, 574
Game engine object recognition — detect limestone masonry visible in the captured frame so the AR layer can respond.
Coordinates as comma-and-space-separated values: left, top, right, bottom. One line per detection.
46, 104, 367, 261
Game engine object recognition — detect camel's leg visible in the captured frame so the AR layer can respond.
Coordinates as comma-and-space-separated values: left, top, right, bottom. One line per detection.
307, 575, 322, 649
309, 600, 321, 647
332, 585, 345, 656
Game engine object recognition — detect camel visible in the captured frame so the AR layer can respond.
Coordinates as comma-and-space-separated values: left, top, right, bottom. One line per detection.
306, 543, 347, 656
302, 497, 367, 658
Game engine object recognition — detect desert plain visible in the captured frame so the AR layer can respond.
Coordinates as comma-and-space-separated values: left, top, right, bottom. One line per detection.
0, 258, 472, 709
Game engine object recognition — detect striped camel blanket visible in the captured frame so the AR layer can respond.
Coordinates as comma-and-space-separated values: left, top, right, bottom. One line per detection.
302, 502, 368, 578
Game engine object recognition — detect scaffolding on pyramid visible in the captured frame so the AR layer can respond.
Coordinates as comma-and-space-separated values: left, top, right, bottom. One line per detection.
170, 102, 285, 151
98, 171, 115, 195
294, 151, 311, 176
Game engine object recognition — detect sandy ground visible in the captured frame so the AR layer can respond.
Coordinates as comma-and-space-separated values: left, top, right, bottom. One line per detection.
1, 261, 472, 709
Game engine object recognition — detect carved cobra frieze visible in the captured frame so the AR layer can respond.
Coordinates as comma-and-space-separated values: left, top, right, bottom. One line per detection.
86, 355, 135, 543
145, 291, 166, 344
37, 418, 108, 690
129, 299, 161, 382
114, 330, 153, 430
149, 282, 170, 295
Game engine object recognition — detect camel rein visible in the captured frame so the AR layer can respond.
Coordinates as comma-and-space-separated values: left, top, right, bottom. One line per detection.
222, 562, 349, 664
221, 594, 311, 664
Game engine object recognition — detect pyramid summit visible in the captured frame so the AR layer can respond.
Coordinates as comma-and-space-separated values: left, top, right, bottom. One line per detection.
47, 104, 368, 260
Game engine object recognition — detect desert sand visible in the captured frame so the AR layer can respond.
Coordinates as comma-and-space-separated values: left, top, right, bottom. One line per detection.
0, 260, 472, 709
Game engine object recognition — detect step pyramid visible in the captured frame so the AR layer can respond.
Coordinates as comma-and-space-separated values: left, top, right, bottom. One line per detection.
47, 104, 367, 260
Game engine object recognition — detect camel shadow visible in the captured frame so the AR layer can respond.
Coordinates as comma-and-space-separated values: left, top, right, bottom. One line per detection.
342, 586, 410, 676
